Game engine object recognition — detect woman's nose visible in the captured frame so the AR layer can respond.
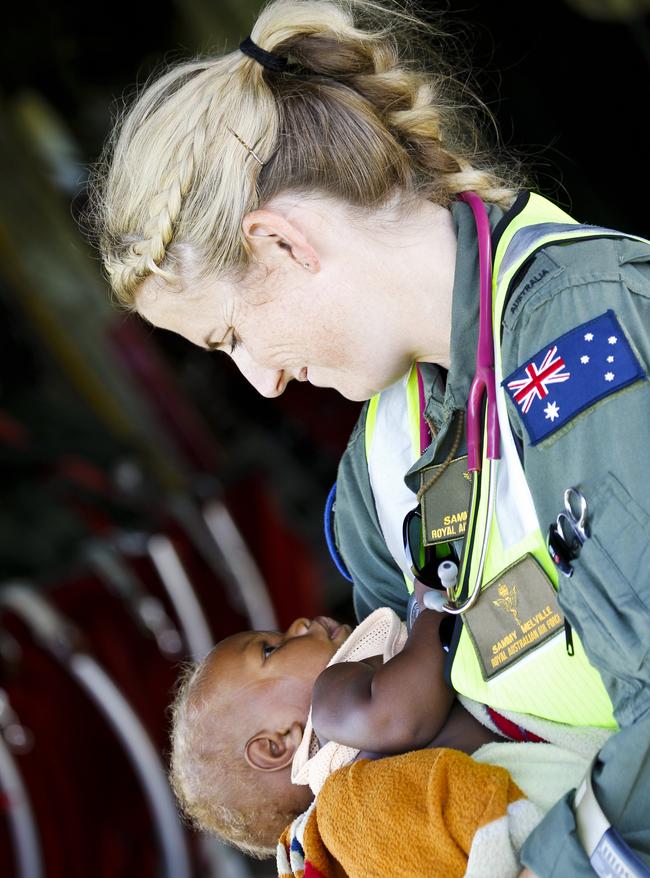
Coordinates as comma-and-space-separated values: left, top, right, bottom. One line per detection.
234, 350, 287, 398
285, 618, 311, 638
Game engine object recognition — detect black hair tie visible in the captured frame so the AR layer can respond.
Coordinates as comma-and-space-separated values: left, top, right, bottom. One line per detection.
239, 36, 289, 73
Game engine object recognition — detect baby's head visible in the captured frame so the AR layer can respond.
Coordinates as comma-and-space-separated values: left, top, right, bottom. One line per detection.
169, 615, 351, 858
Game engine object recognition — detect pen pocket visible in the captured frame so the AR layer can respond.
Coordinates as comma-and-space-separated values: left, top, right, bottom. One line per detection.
561, 472, 650, 677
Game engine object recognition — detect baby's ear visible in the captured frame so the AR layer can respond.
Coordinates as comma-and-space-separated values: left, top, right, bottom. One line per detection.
244, 722, 303, 772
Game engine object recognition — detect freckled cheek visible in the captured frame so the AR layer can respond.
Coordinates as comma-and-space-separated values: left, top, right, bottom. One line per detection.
306, 325, 353, 370
239, 331, 280, 367
246, 303, 348, 369
241, 313, 302, 365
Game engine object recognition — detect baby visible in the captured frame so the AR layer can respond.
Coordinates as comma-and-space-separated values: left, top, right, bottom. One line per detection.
169, 603, 497, 859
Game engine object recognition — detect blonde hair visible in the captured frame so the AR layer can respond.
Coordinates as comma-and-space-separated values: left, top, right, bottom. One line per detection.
169, 652, 305, 859
87, 0, 524, 307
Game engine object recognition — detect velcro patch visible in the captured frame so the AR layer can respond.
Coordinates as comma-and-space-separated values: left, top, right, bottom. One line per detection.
502, 310, 645, 444
419, 455, 472, 547
463, 554, 564, 680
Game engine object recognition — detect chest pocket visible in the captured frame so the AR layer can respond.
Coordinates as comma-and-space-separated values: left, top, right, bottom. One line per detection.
562, 471, 650, 682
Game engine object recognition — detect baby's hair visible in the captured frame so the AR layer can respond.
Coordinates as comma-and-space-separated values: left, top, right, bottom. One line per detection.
86, 0, 525, 307
169, 649, 305, 859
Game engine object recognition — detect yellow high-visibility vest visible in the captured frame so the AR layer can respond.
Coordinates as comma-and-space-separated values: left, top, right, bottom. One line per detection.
364, 192, 650, 727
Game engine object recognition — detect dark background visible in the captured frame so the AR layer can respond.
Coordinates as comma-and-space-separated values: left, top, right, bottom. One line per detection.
0, 0, 648, 875
4, 0, 649, 231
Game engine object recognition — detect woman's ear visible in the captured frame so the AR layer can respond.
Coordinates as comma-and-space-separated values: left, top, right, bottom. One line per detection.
244, 722, 304, 772
242, 210, 320, 272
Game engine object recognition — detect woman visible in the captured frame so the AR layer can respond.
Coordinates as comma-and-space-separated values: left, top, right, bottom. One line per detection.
88, 0, 650, 874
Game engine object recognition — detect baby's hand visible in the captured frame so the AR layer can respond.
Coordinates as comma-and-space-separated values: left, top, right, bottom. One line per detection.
409, 579, 448, 630
414, 578, 433, 612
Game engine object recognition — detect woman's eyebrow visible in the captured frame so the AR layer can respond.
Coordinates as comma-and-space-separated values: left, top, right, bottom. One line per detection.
202, 329, 229, 350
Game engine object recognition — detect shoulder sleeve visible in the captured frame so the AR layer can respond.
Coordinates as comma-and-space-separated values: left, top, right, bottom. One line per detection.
501, 235, 650, 707
334, 405, 410, 622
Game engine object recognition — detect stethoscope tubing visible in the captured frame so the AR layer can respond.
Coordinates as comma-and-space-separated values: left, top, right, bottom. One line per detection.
442, 458, 499, 615
458, 191, 500, 472
441, 193, 501, 613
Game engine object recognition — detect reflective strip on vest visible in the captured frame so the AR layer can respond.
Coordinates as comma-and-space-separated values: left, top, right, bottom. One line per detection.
365, 365, 420, 591
364, 192, 650, 728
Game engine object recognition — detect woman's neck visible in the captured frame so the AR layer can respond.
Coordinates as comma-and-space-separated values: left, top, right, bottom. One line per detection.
382, 198, 457, 370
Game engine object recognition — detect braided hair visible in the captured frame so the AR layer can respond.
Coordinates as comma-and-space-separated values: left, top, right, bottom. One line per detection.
87, 0, 525, 307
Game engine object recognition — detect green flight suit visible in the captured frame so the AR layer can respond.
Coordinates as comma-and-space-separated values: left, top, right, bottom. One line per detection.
334, 194, 650, 875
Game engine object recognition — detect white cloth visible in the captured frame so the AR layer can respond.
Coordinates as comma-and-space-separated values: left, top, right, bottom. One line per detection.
458, 694, 613, 760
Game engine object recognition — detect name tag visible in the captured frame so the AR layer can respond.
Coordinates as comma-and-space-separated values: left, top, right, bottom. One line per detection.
463, 554, 564, 680
419, 455, 472, 547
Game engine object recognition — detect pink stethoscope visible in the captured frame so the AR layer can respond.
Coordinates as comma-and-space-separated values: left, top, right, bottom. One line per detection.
423, 192, 502, 615
459, 190, 501, 472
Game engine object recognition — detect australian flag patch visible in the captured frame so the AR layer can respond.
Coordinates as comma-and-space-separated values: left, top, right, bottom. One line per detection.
502, 310, 645, 444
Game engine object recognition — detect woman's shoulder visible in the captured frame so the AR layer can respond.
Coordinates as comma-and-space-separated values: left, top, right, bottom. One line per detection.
502, 230, 650, 331
498, 228, 650, 449
500, 231, 650, 345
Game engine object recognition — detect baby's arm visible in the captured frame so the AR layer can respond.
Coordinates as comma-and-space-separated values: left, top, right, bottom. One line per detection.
311, 608, 454, 754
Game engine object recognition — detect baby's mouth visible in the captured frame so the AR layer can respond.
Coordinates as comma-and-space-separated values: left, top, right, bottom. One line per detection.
313, 616, 349, 641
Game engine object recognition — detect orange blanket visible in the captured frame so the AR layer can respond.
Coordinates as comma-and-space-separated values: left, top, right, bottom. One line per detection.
277, 748, 536, 878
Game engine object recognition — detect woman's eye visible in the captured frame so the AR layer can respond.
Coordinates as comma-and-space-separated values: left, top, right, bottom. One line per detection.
229, 332, 240, 355
262, 643, 276, 660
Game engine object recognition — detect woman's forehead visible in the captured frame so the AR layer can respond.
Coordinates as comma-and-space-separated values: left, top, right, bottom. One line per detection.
135, 275, 231, 348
